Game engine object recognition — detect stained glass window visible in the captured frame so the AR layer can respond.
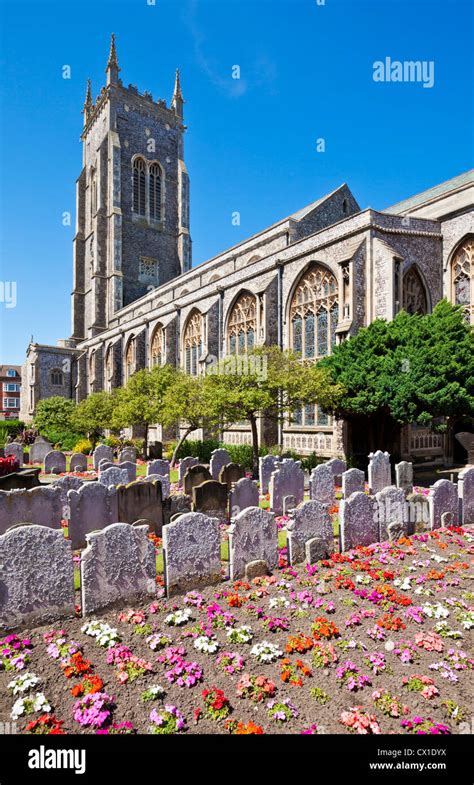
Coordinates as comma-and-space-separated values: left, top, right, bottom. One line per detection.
330, 303, 339, 347
150, 325, 163, 367
183, 311, 203, 375
451, 238, 473, 324
317, 407, 329, 426
304, 404, 315, 425
304, 313, 315, 358
402, 267, 427, 315
227, 293, 257, 354
290, 265, 338, 358
293, 407, 303, 425
317, 309, 328, 356
293, 315, 303, 354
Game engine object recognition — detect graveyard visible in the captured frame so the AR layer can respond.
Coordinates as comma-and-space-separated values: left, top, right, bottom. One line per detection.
0, 443, 472, 735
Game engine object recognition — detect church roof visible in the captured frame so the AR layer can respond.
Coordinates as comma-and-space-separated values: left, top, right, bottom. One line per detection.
384, 169, 474, 215
289, 183, 350, 220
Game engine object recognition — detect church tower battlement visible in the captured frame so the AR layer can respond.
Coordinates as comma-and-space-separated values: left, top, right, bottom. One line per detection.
71, 35, 191, 342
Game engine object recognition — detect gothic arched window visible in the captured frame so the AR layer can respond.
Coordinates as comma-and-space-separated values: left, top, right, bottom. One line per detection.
289, 265, 338, 359
51, 369, 63, 386
90, 167, 97, 218
451, 237, 473, 323
183, 311, 203, 376
125, 337, 135, 381
105, 347, 114, 391
149, 163, 162, 222
402, 266, 428, 315
227, 293, 257, 355
132, 157, 146, 216
150, 325, 164, 367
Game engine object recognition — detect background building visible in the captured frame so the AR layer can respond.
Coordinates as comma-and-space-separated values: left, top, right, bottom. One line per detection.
0, 365, 21, 420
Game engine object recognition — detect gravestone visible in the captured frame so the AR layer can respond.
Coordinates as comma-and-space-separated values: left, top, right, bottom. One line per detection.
0, 485, 63, 535
259, 455, 281, 494
269, 459, 304, 515
340, 492, 378, 551
179, 456, 199, 484
68, 483, 119, 550
99, 467, 129, 488
98, 459, 114, 473
309, 463, 334, 505
219, 462, 245, 490
148, 441, 162, 460
147, 459, 170, 478
368, 450, 391, 494
305, 537, 331, 564
428, 479, 459, 530
406, 491, 430, 531
117, 479, 163, 535
326, 457, 347, 486
283, 495, 297, 515
287, 500, 333, 565
118, 447, 137, 463
117, 461, 137, 483
4, 443, 23, 468
376, 485, 410, 541
229, 477, 259, 517
29, 436, 53, 465
192, 480, 228, 521
342, 468, 365, 499
81, 523, 156, 615
395, 461, 413, 495
183, 464, 212, 496
43, 450, 66, 475
70, 453, 88, 473
0, 525, 74, 629
458, 467, 474, 525
245, 560, 268, 581
0, 468, 41, 491
144, 473, 170, 499
228, 507, 278, 581
53, 476, 83, 515
163, 493, 192, 527
210, 448, 231, 481
163, 512, 221, 596
93, 444, 114, 471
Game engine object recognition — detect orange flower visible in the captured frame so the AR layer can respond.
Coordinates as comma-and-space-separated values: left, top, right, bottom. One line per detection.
286, 634, 314, 654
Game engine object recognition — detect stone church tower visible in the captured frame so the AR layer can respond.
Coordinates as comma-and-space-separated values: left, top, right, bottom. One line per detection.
71, 35, 191, 342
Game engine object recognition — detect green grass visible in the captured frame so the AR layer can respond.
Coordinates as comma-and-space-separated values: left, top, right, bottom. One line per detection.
74, 566, 80, 590
170, 468, 179, 484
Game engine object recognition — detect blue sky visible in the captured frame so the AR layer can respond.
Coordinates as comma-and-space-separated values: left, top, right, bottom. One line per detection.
0, 0, 472, 364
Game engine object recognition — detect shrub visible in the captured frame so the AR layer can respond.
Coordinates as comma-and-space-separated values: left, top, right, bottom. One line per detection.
0, 421, 25, 446
73, 439, 93, 455
300, 452, 326, 472
44, 430, 82, 451
102, 436, 121, 449
168, 438, 222, 464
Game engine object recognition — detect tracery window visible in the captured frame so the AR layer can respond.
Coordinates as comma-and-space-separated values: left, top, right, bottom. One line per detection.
150, 325, 164, 367
183, 311, 203, 376
105, 347, 114, 391
290, 265, 339, 359
132, 157, 146, 216
149, 163, 162, 222
451, 237, 473, 324
125, 337, 135, 381
227, 293, 257, 355
402, 266, 428, 315
50, 369, 63, 386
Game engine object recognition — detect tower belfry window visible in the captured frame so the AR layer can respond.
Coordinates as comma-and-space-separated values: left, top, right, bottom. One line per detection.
133, 157, 146, 216
149, 163, 162, 221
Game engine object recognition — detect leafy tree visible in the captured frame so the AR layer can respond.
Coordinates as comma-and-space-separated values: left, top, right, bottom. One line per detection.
111, 364, 178, 456
70, 391, 116, 447
320, 300, 474, 451
204, 346, 344, 475
34, 396, 76, 436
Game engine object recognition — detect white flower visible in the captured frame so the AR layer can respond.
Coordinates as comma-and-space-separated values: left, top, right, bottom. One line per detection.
226, 625, 253, 644
7, 672, 40, 695
194, 635, 219, 654
269, 597, 290, 609
165, 609, 192, 626
11, 692, 51, 720
81, 620, 120, 647
422, 603, 449, 620
250, 641, 283, 663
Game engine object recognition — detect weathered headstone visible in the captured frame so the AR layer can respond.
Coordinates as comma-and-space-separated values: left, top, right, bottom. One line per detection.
229, 477, 259, 517
245, 560, 268, 581
340, 492, 378, 551
53, 476, 83, 515
4, 443, 23, 468
428, 479, 459, 530
219, 462, 245, 490
183, 464, 212, 496
117, 479, 163, 534
305, 537, 332, 564
342, 468, 365, 499
406, 491, 430, 530
29, 436, 53, 465
0, 525, 74, 629
269, 459, 304, 515
98, 459, 114, 473
210, 448, 231, 481
395, 461, 413, 495
458, 467, 474, 525
81, 523, 156, 615
99, 467, 129, 488
287, 500, 333, 565
93, 444, 114, 471
368, 450, 391, 494
192, 480, 228, 520
118, 447, 137, 463
376, 485, 410, 541
179, 456, 199, 484
148, 441, 162, 460
144, 473, 170, 499
68, 483, 119, 550
163, 512, 221, 596
44, 450, 66, 475
283, 495, 297, 515
117, 461, 137, 483
326, 457, 347, 486
147, 459, 170, 478
70, 453, 88, 473
0, 485, 63, 535
259, 455, 281, 495
163, 493, 192, 527
309, 463, 334, 505
228, 507, 278, 581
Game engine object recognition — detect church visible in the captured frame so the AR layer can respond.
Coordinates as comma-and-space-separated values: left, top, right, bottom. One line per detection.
20, 36, 474, 466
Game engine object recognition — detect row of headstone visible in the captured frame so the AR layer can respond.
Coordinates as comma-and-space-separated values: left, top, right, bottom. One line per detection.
0, 486, 63, 535
179, 456, 199, 483
147, 459, 170, 478
70, 453, 88, 472
93, 444, 114, 470
44, 450, 66, 475
210, 448, 231, 481
99, 460, 137, 483
269, 459, 304, 515
29, 436, 53, 464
